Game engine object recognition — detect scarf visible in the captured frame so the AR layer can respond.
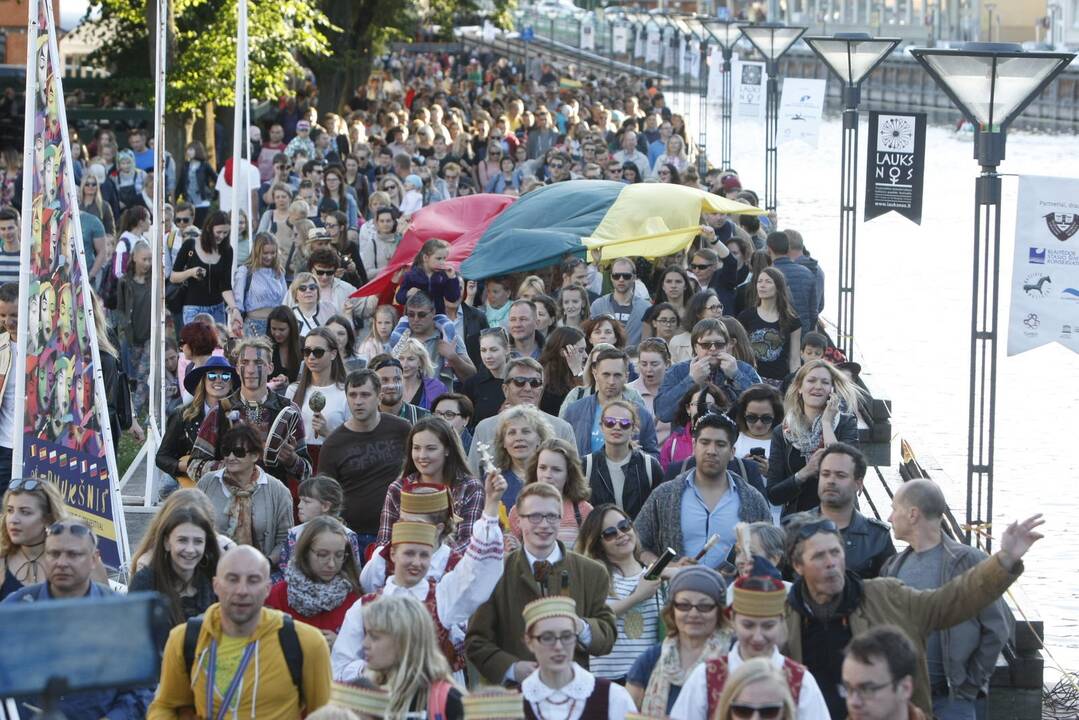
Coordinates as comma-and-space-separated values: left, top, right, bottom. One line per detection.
640, 630, 731, 717
783, 411, 841, 456
222, 469, 258, 546
284, 563, 353, 617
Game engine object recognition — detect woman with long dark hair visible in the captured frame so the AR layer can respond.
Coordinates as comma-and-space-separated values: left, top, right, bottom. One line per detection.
286, 327, 348, 472
265, 305, 302, 390
176, 140, 216, 227
537, 326, 586, 417
737, 266, 801, 383
169, 210, 238, 326
128, 505, 220, 624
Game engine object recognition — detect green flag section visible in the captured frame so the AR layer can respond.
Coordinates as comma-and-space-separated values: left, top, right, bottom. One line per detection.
459, 180, 764, 280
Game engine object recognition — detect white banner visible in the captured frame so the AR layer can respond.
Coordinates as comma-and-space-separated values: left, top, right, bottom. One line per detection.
708, 46, 724, 101
686, 39, 701, 79
613, 26, 628, 54
777, 77, 826, 147
645, 28, 661, 64
580, 22, 594, 50
635, 26, 646, 59
733, 59, 766, 121
1007, 175, 1079, 356
663, 32, 676, 70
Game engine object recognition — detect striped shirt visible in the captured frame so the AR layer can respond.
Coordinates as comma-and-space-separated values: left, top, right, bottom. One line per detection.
0, 248, 19, 286
590, 569, 661, 680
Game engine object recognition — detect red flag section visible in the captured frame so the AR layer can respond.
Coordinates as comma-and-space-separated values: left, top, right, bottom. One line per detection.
351, 194, 516, 299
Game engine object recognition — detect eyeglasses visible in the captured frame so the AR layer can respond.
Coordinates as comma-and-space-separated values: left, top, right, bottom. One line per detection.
435, 410, 462, 420
744, 413, 774, 426
655, 316, 679, 325
730, 704, 785, 719
205, 371, 233, 383
672, 600, 718, 614
549, 162, 564, 169
696, 341, 727, 350
796, 518, 839, 541
530, 631, 576, 648
225, 445, 254, 458
690, 263, 714, 271
298, 284, 318, 292
610, 272, 634, 281
47, 523, 92, 538
303, 346, 328, 358
602, 416, 633, 430
9, 478, 43, 491
839, 680, 895, 701
506, 376, 543, 388
324, 223, 339, 231
519, 512, 562, 526
407, 310, 432, 320
313, 268, 335, 277
600, 518, 633, 540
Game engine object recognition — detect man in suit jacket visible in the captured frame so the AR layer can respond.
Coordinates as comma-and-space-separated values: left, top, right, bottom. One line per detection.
444, 281, 488, 377
465, 482, 617, 685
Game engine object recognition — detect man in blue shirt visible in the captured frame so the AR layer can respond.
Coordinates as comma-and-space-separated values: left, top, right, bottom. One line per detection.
633, 413, 772, 572
127, 128, 154, 172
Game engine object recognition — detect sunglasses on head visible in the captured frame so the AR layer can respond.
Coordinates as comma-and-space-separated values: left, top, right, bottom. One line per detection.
225, 445, 254, 458
602, 416, 633, 430
47, 522, 92, 538
506, 376, 543, 388
9, 478, 43, 491
302, 346, 328, 358
205, 371, 233, 383
796, 518, 839, 541
730, 704, 784, 719
600, 518, 633, 540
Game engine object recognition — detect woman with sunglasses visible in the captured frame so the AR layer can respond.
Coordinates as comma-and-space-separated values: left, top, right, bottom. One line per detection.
0, 477, 68, 601
475, 141, 503, 191
266, 515, 361, 649
507, 438, 592, 549
156, 356, 239, 497
461, 326, 509, 429
732, 385, 784, 481
629, 566, 734, 716
581, 399, 663, 519
79, 171, 115, 236
128, 504, 220, 625
575, 504, 662, 683
196, 424, 293, 563
286, 328, 349, 472
288, 271, 324, 337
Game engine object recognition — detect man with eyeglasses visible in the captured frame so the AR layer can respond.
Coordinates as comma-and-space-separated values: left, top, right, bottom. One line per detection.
782, 511, 1043, 718
466, 482, 617, 686
635, 413, 771, 576
589, 257, 651, 345
800, 443, 895, 580
655, 319, 762, 424
842, 626, 927, 720
4, 518, 155, 716
466, 357, 576, 477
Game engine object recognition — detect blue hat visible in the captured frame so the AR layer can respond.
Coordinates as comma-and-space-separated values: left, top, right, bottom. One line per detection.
405, 174, 422, 189
183, 355, 239, 395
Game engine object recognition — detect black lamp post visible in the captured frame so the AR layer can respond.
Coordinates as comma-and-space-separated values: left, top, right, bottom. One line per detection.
804, 33, 899, 361
681, 16, 711, 178
910, 43, 1075, 551
741, 22, 807, 212
700, 18, 745, 171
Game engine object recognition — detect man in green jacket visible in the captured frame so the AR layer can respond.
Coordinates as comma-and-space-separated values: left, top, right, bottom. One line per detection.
782, 512, 1042, 718
465, 482, 617, 685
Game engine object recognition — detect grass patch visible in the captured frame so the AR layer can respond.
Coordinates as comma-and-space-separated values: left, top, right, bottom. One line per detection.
116, 432, 141, 477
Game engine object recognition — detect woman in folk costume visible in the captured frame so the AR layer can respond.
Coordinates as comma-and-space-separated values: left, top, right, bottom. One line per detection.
360, 484, 457, 594
628, 566, 733, 716
519, 595, 638, 720
332, 469, 507, 683
669, 557, 829, 720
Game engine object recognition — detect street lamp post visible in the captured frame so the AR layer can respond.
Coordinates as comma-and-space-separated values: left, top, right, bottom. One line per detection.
804, 32, 899, 361
700, 19, 746, 171
741, 22, 807, 212
910, 43, 1075, 551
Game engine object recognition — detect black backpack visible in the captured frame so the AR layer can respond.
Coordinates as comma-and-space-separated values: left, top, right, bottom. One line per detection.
182, 615, 304, 702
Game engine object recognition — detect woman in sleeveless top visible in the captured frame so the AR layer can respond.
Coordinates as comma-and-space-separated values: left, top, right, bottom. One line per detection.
0, 477, 67, 601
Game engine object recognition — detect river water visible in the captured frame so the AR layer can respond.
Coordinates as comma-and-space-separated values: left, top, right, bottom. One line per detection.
686, 101, 1079, 676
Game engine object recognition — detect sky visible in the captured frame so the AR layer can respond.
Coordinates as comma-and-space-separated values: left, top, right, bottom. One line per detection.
60, 0, 93, 31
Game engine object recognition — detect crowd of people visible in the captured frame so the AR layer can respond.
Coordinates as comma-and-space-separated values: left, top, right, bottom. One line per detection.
0, 46, 1045, 720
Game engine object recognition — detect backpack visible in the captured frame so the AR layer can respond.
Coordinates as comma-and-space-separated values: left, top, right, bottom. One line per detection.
182, 615, 304, 703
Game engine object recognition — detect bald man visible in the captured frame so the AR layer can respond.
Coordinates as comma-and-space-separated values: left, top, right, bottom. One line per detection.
149, 546, 332, 720
883, 481, 1013, 720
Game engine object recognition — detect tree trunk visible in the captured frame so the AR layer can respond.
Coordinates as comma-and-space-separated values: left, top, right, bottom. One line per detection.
204, 101, 217, 167
312, 0, 377, 115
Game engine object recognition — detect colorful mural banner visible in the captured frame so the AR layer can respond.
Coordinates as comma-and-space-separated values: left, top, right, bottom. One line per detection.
12, 0, 128, 567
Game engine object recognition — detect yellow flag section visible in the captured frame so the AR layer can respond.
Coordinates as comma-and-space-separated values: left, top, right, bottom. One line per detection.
583, 183, 764, 261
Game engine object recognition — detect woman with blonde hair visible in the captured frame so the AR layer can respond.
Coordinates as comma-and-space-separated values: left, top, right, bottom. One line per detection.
395, 336, 446, 411
351, 594, 465, 718
493, 404, 553, 510
767, 359, 862, 516
508, 437, 592, 547
714, 658, 796, 720
234, 232, 287, 336
289, 271, 324, 336
0, 477, 68, 600
516, 275, 546, 301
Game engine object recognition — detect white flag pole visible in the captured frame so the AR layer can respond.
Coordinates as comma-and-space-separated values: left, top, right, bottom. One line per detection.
228, 0, 247, 293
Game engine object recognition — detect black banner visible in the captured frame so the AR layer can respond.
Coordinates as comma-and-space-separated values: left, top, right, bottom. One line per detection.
864, 111, 927, 225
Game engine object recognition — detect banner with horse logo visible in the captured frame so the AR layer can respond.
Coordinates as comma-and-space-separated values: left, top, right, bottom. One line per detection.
12, 0, 128, 567
1007, 175, 1079, 356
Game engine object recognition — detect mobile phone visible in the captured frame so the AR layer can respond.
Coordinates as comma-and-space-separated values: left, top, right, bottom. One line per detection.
750, 447, 766, 458
644, 547, 677, 581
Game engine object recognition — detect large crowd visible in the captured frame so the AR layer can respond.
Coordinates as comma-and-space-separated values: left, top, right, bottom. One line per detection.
0, 47, 1045, 720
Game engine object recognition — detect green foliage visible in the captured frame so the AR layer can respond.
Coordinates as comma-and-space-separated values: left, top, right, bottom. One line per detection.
87, 0, 336, 115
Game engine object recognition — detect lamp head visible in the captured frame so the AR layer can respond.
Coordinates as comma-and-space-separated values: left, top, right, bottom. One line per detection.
741, 22, 807, 65
804, 33, 901, 90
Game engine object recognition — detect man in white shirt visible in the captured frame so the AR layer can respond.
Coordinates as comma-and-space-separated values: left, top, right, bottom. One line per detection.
611, 130, 650, 175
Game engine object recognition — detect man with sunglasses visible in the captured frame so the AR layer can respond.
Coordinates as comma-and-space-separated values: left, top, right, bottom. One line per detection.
782, 511, 1043, 718
689, 244, 739, 317
4, 519, 154, 716
466, 357, 576, 478
400, 292, 476, 385
589, 258, 651, 345
635, 413, 771, 575
307, 248, 358, 320
655, 319, 762, 424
